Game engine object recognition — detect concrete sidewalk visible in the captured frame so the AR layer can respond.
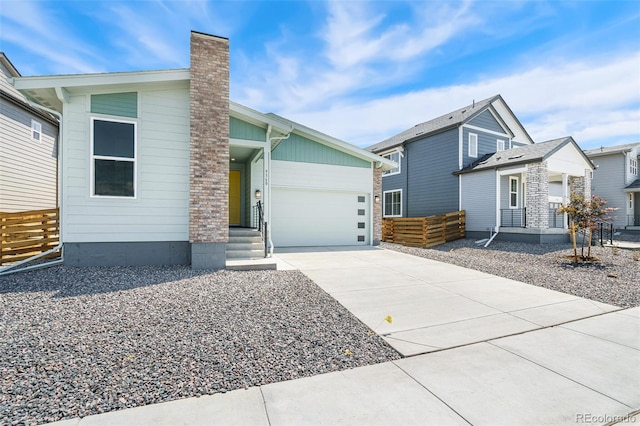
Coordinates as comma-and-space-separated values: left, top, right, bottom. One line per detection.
48, 247, 640, 425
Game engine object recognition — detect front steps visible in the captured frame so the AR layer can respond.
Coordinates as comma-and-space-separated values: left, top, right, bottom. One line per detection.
227, 228, 265, 260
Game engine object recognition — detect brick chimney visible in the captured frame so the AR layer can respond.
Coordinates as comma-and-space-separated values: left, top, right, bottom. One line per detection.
189, 31, 230, 269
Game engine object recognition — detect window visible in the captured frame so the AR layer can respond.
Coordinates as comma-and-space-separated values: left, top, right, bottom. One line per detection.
31, 119, 42, 141
382, 151, 400, 176
468, 133, 478, 158
509, 177, 519, 208
91, 118, 136, 197
629, 194, 634, 210
383, 189, 402, 217
630, 158, 638, 176
497, 139, 505, 152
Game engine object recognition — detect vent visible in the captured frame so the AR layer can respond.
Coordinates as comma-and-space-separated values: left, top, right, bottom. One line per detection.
508, 154, 524, 160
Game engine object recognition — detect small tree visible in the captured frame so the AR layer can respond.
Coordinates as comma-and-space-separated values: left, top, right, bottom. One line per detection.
558, 193, 616, 261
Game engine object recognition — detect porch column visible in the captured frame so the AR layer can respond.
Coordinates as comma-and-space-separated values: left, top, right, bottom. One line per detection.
569, 169, 592, 200
562, 173, 569, 229
189, 31, 230, 269
525, 162, 549, 229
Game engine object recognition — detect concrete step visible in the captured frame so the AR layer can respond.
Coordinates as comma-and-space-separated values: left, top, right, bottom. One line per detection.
228, 236, 263, 244
226, 250, 265, 259
229, 228, 261, 237
227, 242, 264, 251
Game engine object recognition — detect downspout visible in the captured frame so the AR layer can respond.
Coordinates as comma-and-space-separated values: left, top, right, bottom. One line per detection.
0, 95, 64, 276
265, 124, 293, 257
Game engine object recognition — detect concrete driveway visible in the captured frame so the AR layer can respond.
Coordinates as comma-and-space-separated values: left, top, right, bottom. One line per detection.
275, 246, 620, 356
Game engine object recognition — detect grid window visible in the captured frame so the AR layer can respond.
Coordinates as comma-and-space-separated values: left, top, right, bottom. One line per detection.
383, 189, 402, 217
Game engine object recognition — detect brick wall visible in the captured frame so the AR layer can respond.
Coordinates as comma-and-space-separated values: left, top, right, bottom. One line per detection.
189, 32, 230, 244
525, 162, 549, 229
373, 167, 382, 245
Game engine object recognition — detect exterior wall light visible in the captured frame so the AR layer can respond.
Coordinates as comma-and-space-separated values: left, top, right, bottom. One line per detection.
374, 194, 380, 203
255, 189, 262, 199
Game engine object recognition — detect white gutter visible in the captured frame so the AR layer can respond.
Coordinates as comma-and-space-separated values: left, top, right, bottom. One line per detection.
264, 124, 293, 256
0, 92, 65, 275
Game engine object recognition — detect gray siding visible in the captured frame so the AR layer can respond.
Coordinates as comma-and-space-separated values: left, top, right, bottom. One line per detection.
461, 170, 496, 232
468, 110, 505, 133
590, 154, 628, 228
462, 127, 504, 168
405, 128, 459, 216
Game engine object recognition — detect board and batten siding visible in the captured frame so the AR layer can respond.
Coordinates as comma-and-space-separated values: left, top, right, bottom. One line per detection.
0, 97, 58, 212
405, 128, 459, 217
272, 133, 370, 168
62, 86, 190, 243
230, 117, 266, 141
467, 110, 505, 134
461, 170, 497, 232
590, 154, 628, 228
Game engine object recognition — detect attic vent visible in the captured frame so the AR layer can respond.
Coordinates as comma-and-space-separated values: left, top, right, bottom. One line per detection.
448, 116, 453, 119
415, 131, 424, 136
461, 109, 466, 114
508, 154, 524, 160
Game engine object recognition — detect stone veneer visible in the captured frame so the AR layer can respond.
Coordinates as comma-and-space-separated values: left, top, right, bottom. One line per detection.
189, 31, 229, 269
373, 167, 382, 245
525, 162, 549, 229
569, 170, 592, 200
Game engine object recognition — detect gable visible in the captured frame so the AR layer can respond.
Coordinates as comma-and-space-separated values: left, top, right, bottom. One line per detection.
230, 116, 266, 141
467, 110, 506, 134
272, 133, 370, 168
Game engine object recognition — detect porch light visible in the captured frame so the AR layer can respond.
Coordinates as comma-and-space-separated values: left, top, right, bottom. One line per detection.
374, 194, 380, 203
255, 189, 261, 199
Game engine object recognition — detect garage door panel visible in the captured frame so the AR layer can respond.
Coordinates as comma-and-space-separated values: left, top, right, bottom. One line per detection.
272, 188, 369, 247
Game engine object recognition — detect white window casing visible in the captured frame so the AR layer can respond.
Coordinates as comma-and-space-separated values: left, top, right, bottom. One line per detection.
383, 189, 402, 217
497, 139, 505, 152
382, 151, 401, 176
509, 176, 519, 209
31, 119, 42, 141
630, 157, 638, 176
469, 133, 478, 158
90, 117, 137, 198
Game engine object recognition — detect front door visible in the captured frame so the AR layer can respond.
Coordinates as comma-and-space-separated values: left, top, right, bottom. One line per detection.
229, 170, 241, 225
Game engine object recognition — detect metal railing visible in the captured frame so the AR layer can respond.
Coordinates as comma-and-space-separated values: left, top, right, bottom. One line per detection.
548, 203, 564, 228
252, 201, 268, 258
597, 222, 614, 246
501, 208, 526, 227
628, 215, 640, 227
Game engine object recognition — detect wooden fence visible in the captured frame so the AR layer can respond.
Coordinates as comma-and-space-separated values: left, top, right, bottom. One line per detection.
1, 208, 60, 265
382, 210, 466, 248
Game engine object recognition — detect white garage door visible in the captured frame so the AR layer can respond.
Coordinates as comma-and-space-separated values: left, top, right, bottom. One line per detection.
271, 188, 369, 247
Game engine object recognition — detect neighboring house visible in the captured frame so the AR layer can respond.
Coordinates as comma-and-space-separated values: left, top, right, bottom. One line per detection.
0, 52, 58, 212
10, 31, 394, 269
457, 137, 594, 243
367, 97, 594, 243
585, 143, 640, 230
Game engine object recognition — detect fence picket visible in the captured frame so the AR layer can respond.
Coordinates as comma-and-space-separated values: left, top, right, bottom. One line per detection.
382, 211, 465, 248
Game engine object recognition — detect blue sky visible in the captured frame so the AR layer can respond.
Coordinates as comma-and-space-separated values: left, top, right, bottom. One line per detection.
1, 0, 639, 149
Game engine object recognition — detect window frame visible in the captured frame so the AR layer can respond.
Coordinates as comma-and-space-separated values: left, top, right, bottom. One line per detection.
382, 150, 401, 176
31, 119, 42, 141
90, 116, 138, 199
630, 157, 638, 176
509, 176, 519, 209
383, 189, 402, 217
468, 133, 478, 158
496, 139, 505, 152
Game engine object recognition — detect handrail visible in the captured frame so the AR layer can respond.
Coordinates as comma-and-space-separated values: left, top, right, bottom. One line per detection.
254, 201, 267, 258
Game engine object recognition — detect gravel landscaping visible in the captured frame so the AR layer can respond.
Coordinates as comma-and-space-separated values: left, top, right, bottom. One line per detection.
382, 237, 640, 308
0, 267, 400, 425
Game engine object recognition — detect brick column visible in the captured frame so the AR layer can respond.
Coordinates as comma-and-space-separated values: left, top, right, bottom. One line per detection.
189, 31, 229, 269
525, 162, 549, 229
569, 170, 591, 200
372, 167, 382, 245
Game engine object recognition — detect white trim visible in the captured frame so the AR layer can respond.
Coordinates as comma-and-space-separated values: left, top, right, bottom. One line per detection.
382, 151, 401, 176
383, 189, 402, 217
463, 123, 510, 138
458, 126, 463, 169
497, 139, 505, 152
468, 133, 478, 158
230, 138, 268, 148
509, 176, 519, 209
13, 69, 190, 90
90, 116, 138, 199
630, 157, 638, 177
31, 119, 42, 141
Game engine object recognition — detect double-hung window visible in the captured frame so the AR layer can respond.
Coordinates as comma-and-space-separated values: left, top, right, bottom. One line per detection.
91, 117, 136, 197
382, 151, 401, 176
31, 119, 42, 141
468, 133, 478, 158
630, 157, 638, 176
383, 189, 402, 217
497, 139, 505, 152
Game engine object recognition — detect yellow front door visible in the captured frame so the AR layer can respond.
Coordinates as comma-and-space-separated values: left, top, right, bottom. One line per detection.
229, 170, 241, 225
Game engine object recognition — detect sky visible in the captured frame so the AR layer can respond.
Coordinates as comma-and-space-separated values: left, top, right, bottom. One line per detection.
1, 0, 639, 150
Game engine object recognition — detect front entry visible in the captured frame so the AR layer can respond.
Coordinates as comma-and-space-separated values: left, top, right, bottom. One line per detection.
229, 170, 241, 225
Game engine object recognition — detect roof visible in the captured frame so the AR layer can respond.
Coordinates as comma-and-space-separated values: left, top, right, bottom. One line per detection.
625, 179, 640, 192
366, 94, 534, 153
0, 53, 21, 77
456, 136, 593, 174
584, 142, 640, 158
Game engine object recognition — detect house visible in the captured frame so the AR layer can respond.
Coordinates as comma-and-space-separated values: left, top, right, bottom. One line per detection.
0, 53, 58, 212
585, 143, 640, 230
367, 97, 594, 243
457, 137, 594, 243
10, 31, 395, 269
